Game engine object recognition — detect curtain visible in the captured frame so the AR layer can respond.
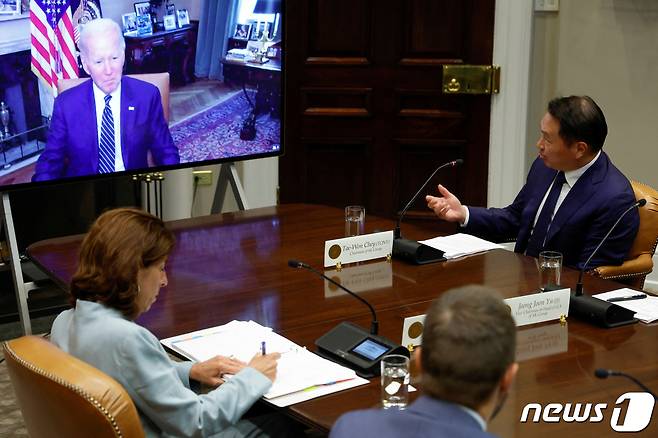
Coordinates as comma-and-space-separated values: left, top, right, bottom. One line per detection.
195, 0, 240, 80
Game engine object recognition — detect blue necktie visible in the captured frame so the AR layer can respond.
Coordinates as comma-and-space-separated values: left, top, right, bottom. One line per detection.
98, 94, 115, 174
525, 171, 566, 257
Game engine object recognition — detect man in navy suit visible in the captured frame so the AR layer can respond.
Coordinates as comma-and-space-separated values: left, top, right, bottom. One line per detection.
330, 286, 518, 438
426, 96, 638, 269
32, 18, 179, 182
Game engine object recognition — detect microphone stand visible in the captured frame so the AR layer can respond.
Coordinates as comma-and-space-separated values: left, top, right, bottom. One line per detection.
289, 260, 378, 334
569, 199, 646, 328
392, 159, 463, 264
595, 368, 658, 400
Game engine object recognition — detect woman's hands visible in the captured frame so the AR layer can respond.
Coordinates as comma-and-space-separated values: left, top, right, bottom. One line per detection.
247, 353, 281, 382
189, 352, 282, 386
190, 355, 246, 386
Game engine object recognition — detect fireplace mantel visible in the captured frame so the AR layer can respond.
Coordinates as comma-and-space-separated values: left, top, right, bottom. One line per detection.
0, 13, 30, 56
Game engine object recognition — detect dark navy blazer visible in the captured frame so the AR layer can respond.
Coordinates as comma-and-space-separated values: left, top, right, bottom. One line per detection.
465, 152, 639, 270
33, 76, 179, 182
330, 396, 497, 438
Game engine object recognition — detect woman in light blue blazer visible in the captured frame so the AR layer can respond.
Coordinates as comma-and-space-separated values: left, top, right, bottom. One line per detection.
51, 208, 295, 437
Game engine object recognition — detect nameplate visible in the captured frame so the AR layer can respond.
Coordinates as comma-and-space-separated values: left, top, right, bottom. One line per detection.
323, 231, 394, 268
401, 314, 426, 348
323, 261, 392, 298
504, 288, 571, 327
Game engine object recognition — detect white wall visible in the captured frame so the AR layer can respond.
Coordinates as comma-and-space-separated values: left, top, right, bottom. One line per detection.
526, 0, 658, 188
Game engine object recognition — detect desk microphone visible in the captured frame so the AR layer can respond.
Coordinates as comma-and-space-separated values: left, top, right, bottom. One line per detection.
288, 259, 379, 335
594, 368, 657, 400
288, 259, 408, 377
569, 199, 646, 328
393, 159, 463, 264
575, 198, 646, 296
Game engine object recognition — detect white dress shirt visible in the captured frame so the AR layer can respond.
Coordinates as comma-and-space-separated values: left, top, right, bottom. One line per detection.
92, 82, 125, 171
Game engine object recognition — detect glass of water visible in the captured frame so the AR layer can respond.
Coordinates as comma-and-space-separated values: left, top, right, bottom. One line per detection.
380, 354, 409, 409
345, 205, 365, 237
538, 251, 562, 292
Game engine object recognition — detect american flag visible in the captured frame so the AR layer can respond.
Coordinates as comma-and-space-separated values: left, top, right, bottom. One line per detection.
30, 0, 80, 95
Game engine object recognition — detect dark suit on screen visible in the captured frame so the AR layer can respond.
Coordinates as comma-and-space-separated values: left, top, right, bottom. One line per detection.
32, 76, 179, 182
465, 152, 638, 270
330, 396, 497, 438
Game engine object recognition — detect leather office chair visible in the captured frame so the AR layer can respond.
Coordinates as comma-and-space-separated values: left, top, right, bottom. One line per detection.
3, 336, 145, 438
593, 181, 658, 289
56, 72, 171, 121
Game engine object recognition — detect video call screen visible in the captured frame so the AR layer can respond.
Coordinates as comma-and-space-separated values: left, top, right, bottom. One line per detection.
0, 1, 283, 190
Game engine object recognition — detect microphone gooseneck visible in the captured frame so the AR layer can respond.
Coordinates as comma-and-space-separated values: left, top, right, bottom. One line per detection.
575, 199, 646, 296
395, 159, 464, 239
288, 259, 379, 335
594, 368, 658, 400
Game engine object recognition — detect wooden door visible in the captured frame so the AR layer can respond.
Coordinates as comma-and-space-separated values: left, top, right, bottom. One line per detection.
280, 0, 495, 225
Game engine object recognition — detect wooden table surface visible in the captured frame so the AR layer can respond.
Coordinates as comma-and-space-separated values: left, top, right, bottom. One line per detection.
27, 204, 658, 437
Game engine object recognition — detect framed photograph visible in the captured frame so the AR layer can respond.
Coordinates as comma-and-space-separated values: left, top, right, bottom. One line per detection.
266, 46, 279, 59
176, 8, 189, 27
136, 13, 153, 36
133, 1, 150, 17
250, 22, 273, 41
233, 23, 251, 40
163, 14, 176, 31
166, 3, 175, 16
121, 12, 138, 34
0, 0, 20, 15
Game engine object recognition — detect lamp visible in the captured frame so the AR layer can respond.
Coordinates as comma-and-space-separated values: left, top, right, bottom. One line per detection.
253, 0, 281, 39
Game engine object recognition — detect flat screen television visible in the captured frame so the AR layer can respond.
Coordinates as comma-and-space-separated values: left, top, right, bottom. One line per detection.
0, 0, 284, 192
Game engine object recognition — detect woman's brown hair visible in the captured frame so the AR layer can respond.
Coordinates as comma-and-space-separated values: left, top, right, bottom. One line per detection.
70, 208, 175, 319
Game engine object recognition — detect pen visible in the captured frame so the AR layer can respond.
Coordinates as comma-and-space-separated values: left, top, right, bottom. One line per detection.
261, 341, 266, 355
607, 294, 647, 303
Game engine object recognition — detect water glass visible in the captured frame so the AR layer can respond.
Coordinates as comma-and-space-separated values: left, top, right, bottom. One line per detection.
380, 354, 409, 409
344, 205, 365, 237
538, 251, 562, 292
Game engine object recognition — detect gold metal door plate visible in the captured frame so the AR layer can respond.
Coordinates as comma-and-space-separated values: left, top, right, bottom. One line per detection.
442, 65, 500, 95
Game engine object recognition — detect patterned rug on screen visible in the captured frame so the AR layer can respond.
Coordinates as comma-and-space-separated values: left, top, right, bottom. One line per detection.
170, 91, 281, 163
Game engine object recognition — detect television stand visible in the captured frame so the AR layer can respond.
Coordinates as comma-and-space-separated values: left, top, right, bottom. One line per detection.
211, 162, 249, 213
1, 192, 34, 334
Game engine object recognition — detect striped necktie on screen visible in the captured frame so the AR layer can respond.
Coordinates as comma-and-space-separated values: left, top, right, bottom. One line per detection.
98, 94, 115, 174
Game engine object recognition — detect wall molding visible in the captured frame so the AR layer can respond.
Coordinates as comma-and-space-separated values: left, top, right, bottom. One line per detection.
487, 0, 533, 207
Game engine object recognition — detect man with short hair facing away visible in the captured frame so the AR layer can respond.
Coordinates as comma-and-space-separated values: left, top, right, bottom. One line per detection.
33, 18, 179, 182
330, 285, 518, 438
426, 96, 638, 270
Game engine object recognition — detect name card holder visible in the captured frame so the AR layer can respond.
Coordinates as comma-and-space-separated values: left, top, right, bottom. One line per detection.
324, 231, 394, 268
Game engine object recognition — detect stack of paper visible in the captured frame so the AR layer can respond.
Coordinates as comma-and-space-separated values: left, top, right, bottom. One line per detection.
593, 289, 658, 323
161, 321, 369, 406
420, 233, 503, 259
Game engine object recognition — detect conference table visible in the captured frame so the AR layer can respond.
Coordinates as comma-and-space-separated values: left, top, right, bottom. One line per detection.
27, 204, 658, 437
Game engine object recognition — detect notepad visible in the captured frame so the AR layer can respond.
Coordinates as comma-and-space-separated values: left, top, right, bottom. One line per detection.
593, 288, 658, 323
420, 233, 503, 259
161, 320, 369, 406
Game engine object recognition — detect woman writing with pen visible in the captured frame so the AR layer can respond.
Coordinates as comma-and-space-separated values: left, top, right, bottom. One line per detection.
50, 208, 300, 437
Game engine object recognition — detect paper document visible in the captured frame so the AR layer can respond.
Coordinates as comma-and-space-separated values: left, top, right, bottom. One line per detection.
161, 320, 368, 405
420, 233, 503, 259
593, 289, 658, 323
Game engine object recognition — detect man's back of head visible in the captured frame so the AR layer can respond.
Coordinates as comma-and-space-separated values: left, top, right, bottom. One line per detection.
420, 285, 517, 412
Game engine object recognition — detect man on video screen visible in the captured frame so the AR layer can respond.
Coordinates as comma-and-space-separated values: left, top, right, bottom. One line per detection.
32, 18, 179, 182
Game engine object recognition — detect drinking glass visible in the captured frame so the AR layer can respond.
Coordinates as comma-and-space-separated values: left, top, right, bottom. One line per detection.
344, 205, 365, 237
538, 251, 562, 291
380, 354, 409, 409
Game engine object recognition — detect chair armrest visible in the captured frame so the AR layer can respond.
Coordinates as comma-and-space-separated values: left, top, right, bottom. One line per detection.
592, 253, 654, 279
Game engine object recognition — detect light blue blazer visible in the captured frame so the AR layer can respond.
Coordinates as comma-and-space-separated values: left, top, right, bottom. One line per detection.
51, 300, 271, 437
